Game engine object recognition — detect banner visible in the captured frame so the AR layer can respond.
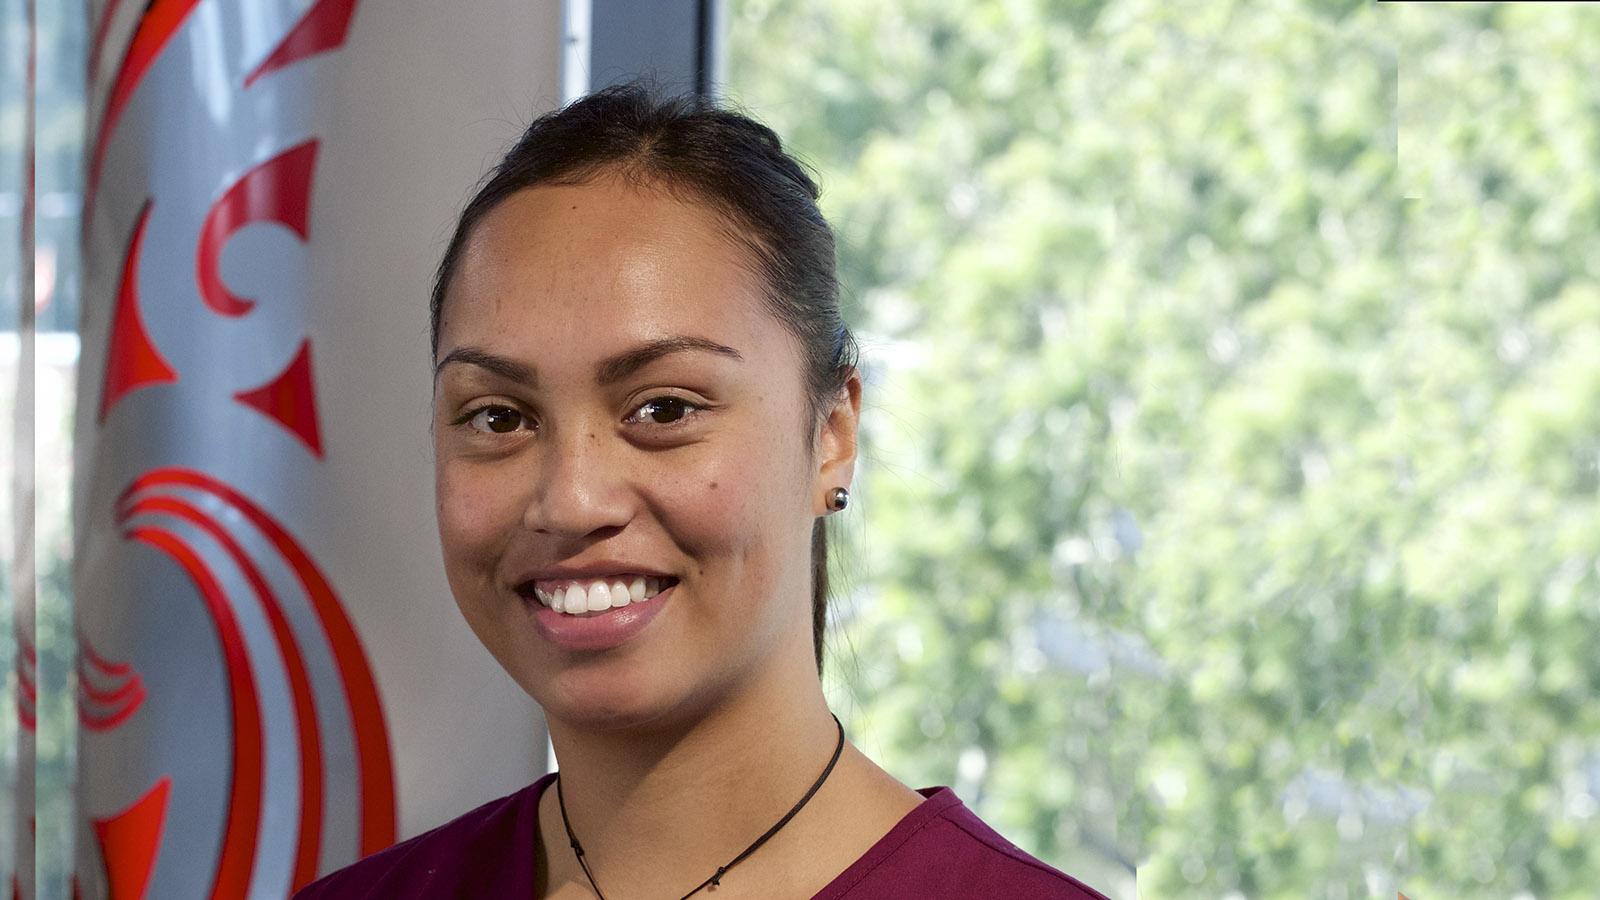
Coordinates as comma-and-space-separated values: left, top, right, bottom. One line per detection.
75, 1, 560, 896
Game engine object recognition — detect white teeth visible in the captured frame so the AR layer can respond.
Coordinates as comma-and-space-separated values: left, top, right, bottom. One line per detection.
535, 576, 671, 614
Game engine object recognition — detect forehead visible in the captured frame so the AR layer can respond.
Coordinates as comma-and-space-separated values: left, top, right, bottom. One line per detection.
440, 179, 779, 358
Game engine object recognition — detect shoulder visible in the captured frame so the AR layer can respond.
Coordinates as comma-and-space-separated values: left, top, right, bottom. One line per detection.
291, 774, 552, 900
817, 787, 1113, 900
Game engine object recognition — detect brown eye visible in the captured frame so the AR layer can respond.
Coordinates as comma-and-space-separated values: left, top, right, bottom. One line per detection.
628, 397, 697, 425
468, 406, 526, 434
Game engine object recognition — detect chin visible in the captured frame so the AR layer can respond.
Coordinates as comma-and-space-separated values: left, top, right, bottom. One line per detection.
548, 703, 664, 735
533, 669, 679, 734
533, 665, 732, 739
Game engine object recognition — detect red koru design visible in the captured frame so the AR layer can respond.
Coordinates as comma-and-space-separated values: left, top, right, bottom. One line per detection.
87, 0, 133, 80
93, 776, 172, 900
122, 526, 264, 900
117, 468, 396, 893
234, 337, 325, 457
246, 0, 362, 87
124, 490, 323, 889
78, 633, 148, 732
15, 626, 36, 733
88, 0, 208, 221
87, 2, 381, 892
100, 201, 179, 422
196, 140, 320, 317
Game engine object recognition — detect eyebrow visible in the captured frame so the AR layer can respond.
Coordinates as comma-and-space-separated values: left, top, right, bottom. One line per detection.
595, 336, 743, 385
433, 336, 742, 386
434, 348, 536, 384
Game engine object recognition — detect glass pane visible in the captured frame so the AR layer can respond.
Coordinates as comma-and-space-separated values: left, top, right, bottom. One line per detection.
4, 0, 85, 897
0, 0, 27, 893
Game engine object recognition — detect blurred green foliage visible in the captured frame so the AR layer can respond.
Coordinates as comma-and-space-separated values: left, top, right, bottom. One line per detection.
730, 1, 1600, 897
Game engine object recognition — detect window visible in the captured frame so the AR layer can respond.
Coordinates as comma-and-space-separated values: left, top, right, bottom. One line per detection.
728, 2, 1600, 897
2, 3, 85, 898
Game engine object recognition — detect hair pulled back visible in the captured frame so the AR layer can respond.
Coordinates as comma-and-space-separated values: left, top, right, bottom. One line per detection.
430, 83, 857, 674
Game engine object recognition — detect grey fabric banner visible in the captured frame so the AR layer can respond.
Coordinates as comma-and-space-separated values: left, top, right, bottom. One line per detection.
73, 1, 556, 895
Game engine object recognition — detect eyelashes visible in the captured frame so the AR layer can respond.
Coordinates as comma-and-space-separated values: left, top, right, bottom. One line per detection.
452, 395, 705, 436
457, 405, 527, 434
624, 396, 702, 426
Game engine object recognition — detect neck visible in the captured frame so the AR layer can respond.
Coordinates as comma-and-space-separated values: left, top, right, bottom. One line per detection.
544, 652, 840, 898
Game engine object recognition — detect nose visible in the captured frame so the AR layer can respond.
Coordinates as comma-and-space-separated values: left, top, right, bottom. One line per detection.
521, 423, 634, 540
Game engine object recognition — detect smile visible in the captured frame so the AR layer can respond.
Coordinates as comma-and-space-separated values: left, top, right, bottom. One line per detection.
527, 576, 675, 616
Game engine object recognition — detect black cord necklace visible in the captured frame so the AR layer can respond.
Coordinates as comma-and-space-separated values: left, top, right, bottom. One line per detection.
555, 714, 846, 900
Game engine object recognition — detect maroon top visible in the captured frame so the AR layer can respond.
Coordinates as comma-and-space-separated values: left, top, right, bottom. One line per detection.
294, 774, 1111, 899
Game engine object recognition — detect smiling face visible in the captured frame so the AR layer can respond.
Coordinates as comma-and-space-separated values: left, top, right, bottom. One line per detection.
432, 176, 855, 731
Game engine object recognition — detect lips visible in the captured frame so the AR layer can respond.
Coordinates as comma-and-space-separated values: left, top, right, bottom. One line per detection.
518, 575, 676, 652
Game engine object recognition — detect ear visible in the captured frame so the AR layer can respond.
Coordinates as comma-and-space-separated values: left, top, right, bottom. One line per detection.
812, 367, 862, 517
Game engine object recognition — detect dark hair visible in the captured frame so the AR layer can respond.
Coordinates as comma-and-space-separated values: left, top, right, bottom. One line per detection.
431, 84, 858, 674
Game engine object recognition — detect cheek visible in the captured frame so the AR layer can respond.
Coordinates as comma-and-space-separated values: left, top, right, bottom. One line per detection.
645, 434, 814, 572
434, 462, 518, 579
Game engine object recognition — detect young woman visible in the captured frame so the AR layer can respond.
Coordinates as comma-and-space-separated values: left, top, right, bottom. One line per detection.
295, 85, 1109, 900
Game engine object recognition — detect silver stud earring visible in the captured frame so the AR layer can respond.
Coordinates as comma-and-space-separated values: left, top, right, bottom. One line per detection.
826, 487, 850, 512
